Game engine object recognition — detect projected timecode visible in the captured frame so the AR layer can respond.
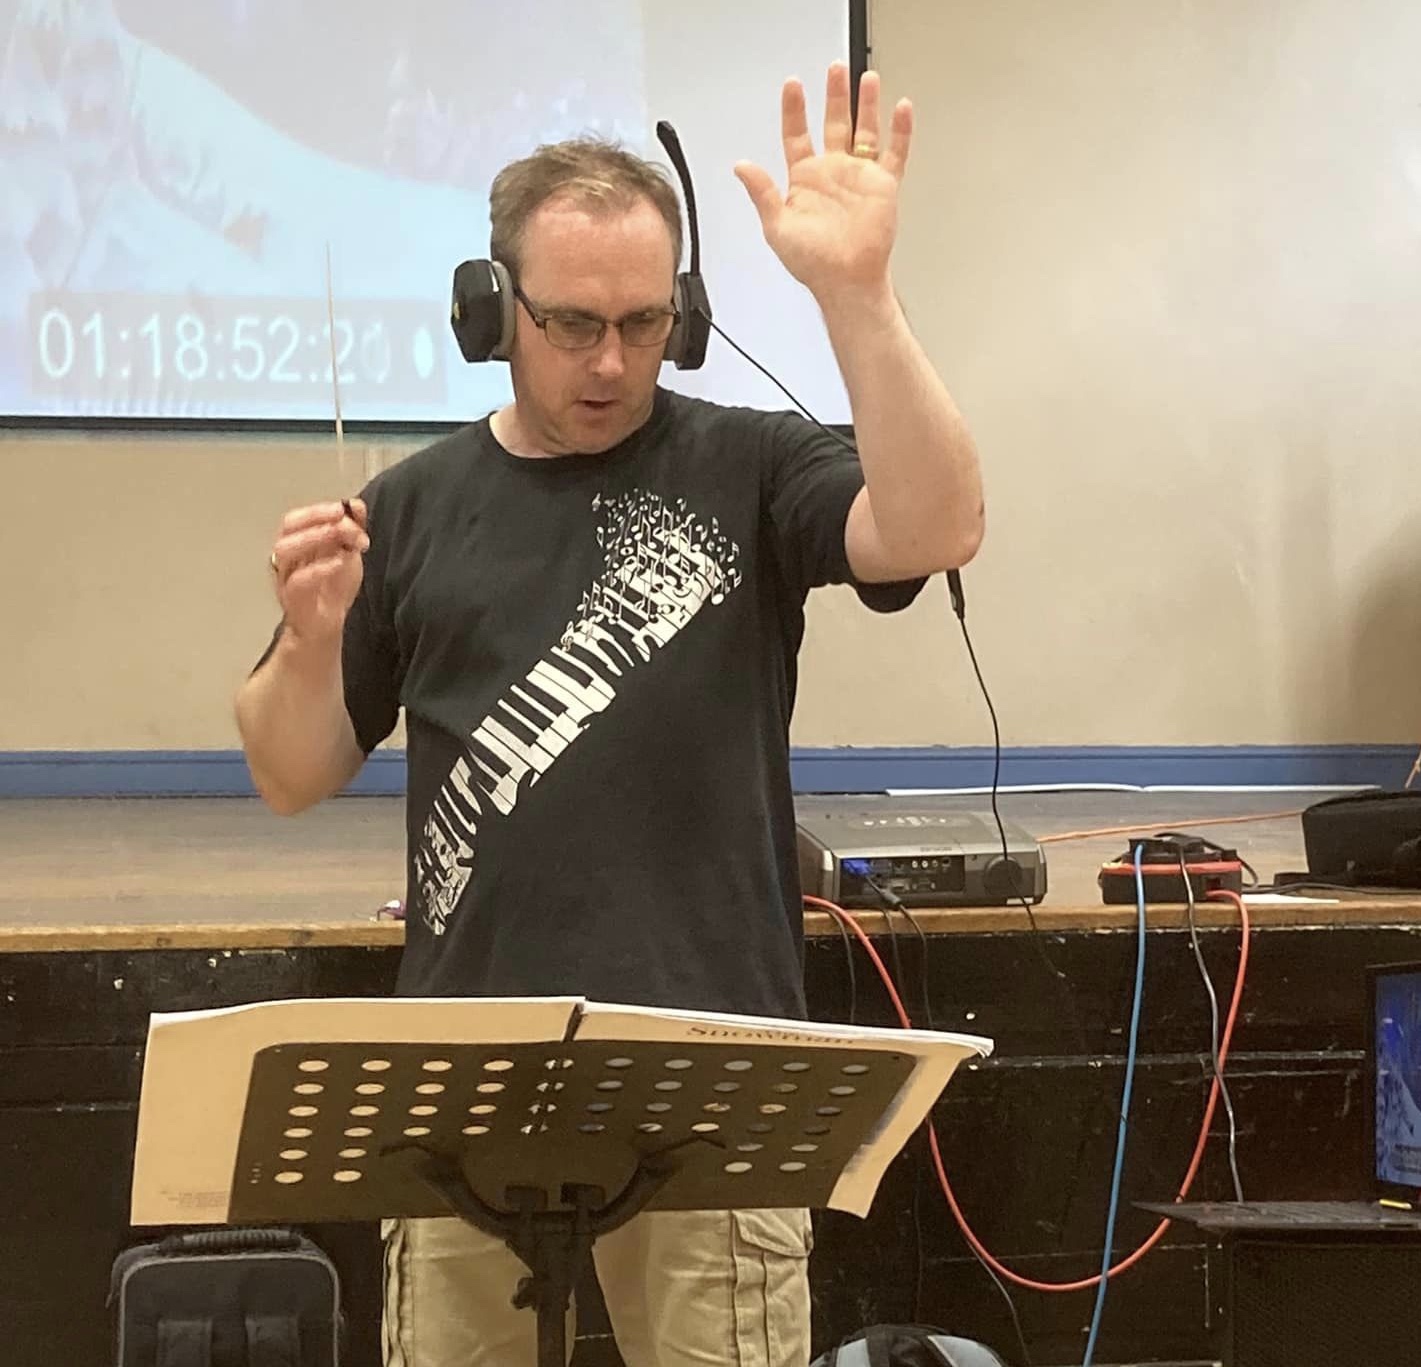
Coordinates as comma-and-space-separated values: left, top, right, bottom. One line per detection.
28, 292, 445, 405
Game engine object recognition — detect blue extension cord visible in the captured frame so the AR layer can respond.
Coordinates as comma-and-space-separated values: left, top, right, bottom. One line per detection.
1080, 843, 1149, 1365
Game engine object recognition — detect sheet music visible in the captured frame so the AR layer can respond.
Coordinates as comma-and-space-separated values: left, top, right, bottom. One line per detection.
573, 999, 989, 1053
131, 996, 991, 1225
574, 1002, 991, 1216
132, 997, 579, 1224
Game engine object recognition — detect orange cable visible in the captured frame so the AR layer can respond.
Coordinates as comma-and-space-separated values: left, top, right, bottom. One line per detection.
803, 889, 1252, 1293
1037, 809, 1303, 845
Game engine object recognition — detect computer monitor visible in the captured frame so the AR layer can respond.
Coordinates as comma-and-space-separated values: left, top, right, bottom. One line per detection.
1368, 960, 1421, 1207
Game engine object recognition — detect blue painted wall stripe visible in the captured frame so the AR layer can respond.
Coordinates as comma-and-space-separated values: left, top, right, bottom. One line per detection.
0, 745, 1413, 799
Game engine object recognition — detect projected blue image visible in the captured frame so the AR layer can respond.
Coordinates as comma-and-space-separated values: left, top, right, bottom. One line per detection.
1, 0, 645, 420
1375, 970, 1421, 1192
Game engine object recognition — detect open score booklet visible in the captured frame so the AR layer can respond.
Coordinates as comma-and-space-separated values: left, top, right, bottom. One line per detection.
131, 996, 992, 1224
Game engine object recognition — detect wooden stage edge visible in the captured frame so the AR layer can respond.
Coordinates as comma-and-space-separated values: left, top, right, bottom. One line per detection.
5, 897, 1421, 953
7, 790, 1421, 952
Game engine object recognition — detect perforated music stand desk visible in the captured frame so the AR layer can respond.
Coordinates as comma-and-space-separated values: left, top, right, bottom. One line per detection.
131, 1001, 991, 1367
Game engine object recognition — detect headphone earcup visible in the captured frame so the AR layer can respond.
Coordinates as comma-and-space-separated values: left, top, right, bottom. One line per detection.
665, 270, 712, 371
450, 259, 516, 363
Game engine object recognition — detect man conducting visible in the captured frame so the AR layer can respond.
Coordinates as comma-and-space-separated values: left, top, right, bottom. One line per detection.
237, 62, 984, 1367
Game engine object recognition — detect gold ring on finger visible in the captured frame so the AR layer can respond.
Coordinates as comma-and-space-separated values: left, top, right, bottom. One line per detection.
852, 142, 878, 159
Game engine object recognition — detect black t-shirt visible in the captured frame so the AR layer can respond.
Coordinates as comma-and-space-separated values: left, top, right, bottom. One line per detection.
342, 388, 923, 1018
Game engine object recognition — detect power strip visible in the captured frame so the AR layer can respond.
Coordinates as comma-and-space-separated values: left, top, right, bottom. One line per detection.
1098, 836, 1244, 905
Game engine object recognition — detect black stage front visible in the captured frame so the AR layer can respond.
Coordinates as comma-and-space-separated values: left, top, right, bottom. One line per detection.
3, 790, 1418, 1366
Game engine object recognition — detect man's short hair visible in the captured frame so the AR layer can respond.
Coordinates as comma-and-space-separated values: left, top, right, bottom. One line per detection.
489, 136, 684, 280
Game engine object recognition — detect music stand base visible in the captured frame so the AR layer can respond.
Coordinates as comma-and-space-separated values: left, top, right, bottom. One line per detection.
416, 1151, 677, 1367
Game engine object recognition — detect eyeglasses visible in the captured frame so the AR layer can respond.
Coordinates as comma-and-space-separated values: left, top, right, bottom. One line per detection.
512, 282, 678, 350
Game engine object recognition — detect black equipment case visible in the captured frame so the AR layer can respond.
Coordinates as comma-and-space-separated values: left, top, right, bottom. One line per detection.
109, 1227, 342, 1367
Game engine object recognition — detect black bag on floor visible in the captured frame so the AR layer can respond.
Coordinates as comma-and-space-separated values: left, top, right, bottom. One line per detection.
109, 1227, 342, 1367
812, 1323, 1010, 1367
818, 1318, 1006, 1364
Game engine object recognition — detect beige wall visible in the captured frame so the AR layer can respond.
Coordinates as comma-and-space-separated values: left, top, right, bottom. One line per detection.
6, 0, 1421, 752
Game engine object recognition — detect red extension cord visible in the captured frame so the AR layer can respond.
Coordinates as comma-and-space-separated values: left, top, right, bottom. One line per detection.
802, 889, 1252, 1293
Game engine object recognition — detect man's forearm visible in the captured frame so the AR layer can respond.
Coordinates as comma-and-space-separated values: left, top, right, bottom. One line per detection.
234, 633, 364, 815
820, 277, 984, 576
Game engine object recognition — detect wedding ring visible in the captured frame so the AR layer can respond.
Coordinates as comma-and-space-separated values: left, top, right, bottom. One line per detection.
269, 551, 280, 574
852, 142, 878, 158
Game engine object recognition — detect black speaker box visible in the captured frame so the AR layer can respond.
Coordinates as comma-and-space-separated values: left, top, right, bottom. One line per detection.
1225, 1233, 1421, 1366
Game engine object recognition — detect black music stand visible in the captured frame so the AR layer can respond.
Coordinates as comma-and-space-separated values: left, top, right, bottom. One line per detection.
202, 1032, 935, 1367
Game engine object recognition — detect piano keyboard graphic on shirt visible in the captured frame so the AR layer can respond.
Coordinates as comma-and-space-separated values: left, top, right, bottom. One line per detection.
413, 488, 744, 934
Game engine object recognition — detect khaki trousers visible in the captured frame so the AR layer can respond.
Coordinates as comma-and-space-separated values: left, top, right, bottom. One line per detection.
382, 1207, 812, 1366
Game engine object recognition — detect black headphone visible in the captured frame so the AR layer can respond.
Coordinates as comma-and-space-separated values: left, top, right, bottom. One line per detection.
450, 121, 712, 370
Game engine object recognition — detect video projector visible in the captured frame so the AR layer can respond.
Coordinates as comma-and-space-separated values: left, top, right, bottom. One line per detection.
795, 794, 1047, 909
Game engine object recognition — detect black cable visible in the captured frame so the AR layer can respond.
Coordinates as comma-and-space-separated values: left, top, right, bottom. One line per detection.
912, 1126, 926, 1323
880, 903, 908, 1019
978, 1233, 1034, 1367
856, 886, 932, 1339
949, 590, 1096, 1056
909, 1125, 1034, 1367
948, 579, 1116, 1267
856, 875, 1029, 1367
864, 886, 928, 1333
707, 319, 856, 438
708, 316, 1047, 1364
1252, 878, 1416, 897
858, 876, 937, 1033
1178, 851, 1245, 1203
951, 603, 1046, 937
1153, 830, 1258, 890
708, 311, 1048, 991
829, 910, 859, 1025
711, 312, 1087, 1055
894, 902, 936, 1032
